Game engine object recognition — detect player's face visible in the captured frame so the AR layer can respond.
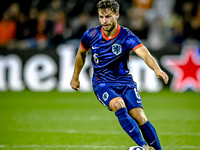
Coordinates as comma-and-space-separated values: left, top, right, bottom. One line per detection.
98, 8, 119, 32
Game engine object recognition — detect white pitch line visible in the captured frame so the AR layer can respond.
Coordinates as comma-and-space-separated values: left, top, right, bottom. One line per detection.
2, 145, 127, 149
1, 145, 200, 149
160, 132, 200, 136
164, 146, 200, 149
16, 128, 124, 135
16, 128, 200, 136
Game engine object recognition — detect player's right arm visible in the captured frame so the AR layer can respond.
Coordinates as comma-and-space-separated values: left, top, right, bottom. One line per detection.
70, 46, 88, 91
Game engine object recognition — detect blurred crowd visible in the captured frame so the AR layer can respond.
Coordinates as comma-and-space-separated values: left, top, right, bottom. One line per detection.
0, 0, 199, 52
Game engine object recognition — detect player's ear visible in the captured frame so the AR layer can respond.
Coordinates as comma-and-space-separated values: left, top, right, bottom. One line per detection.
116, 12, 119, 19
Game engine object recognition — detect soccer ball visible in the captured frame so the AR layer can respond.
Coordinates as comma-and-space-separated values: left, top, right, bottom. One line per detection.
127, 146, 145, 150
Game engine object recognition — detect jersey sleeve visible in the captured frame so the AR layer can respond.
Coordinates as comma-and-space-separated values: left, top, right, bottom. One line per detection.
80, 30, 91, 51
127, 33, 143, 52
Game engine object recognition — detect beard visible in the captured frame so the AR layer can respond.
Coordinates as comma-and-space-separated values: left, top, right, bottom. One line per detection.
102, 22, 116, 32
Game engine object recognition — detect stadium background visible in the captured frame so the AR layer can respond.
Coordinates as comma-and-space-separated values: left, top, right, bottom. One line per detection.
0, 0, 200, 149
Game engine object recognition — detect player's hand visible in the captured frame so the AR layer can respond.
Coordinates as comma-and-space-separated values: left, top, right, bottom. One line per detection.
156, 70, 169, 84
70, 78, 80, 91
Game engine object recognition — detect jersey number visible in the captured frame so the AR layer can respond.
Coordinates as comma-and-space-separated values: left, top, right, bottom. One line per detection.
93, 53, 99, 64
134, 88, 141, 99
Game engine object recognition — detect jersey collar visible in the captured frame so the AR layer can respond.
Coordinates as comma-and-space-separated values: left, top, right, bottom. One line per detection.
101, 24, 121, 40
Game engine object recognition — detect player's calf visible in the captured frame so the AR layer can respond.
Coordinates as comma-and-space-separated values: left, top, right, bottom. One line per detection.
115, 107, 147, 147
129, 107, 148, 126
140, 121, 162, 150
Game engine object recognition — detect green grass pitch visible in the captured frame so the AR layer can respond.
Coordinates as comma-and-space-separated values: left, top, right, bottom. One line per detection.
0, 89, 200, 150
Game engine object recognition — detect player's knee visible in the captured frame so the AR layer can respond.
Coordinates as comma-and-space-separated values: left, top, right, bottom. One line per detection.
109, 97, 125, 112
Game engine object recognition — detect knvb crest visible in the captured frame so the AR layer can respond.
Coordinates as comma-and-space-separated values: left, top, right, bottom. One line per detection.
102, 92, 109, 101
112, 44, 122, 55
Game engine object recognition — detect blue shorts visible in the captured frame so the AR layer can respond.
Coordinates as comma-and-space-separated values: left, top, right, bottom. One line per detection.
93, 82, 143, 111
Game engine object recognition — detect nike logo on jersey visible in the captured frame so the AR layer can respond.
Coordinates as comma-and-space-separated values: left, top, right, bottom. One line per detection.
92, 46, 99, 49
137, 100, 142, 103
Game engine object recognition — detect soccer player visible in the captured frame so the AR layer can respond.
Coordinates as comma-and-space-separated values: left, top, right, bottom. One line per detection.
70, 0, 169, 150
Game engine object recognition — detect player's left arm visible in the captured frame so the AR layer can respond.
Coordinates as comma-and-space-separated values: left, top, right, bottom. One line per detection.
135, 45, 169, 84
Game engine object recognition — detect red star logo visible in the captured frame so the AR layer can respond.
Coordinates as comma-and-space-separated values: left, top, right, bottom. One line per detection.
161, 46, 200, 92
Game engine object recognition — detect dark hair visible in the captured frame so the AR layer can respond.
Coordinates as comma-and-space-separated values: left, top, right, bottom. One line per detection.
97, 0, 120, 13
